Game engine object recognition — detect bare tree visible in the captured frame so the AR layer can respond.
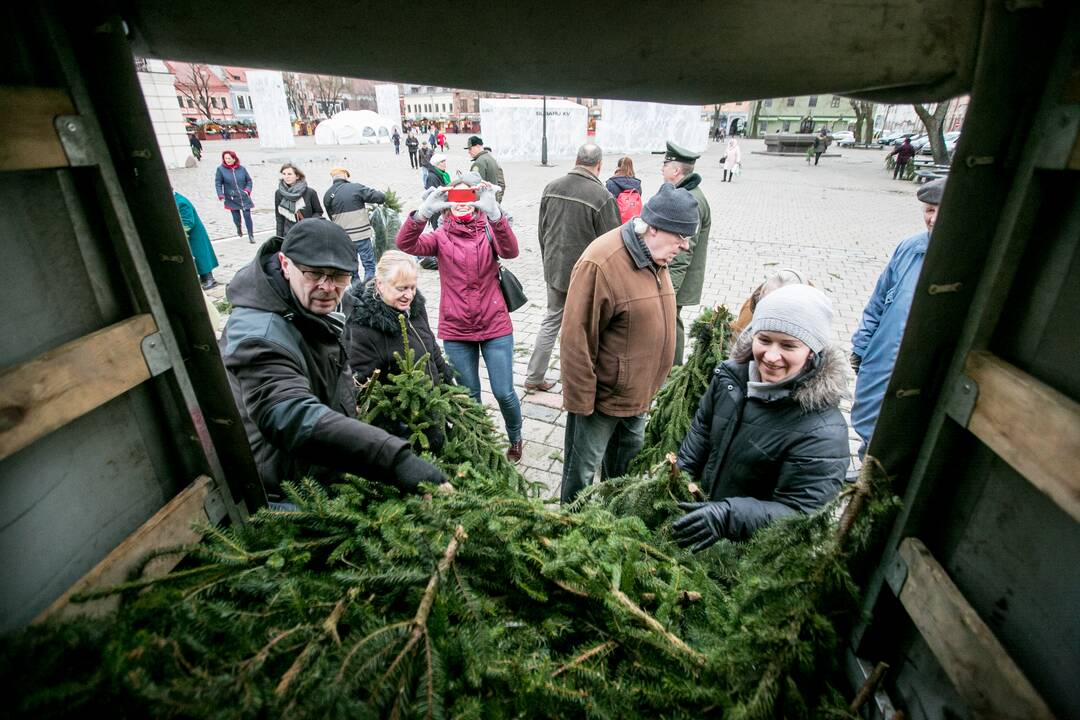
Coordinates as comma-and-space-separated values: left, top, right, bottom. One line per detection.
283, 72, 313, 121
848, 99, 875, 145
175, 63, 218, 122
310, 75, 349, 117
913, 100, 952, 164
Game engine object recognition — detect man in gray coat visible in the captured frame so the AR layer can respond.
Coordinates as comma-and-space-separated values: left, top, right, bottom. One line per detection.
525, 143, 622, 390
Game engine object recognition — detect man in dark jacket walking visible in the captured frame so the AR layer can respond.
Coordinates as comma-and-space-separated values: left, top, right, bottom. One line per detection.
559, 184, 697, 505
323, 167, 386, 283
525, 143, 621, 391
220, 219, 447, 506
660, 141, 712, 365
405, 132, 419, 168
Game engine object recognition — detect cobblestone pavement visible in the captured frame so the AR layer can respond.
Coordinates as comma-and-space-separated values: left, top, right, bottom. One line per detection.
172, 135, 927, 497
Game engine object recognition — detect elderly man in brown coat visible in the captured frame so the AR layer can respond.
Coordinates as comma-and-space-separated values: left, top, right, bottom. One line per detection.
525, 143, 621, 391
559, 183, 699, 504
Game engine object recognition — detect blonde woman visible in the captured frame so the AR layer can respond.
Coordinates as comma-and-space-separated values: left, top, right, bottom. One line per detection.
347, 250, 452, 390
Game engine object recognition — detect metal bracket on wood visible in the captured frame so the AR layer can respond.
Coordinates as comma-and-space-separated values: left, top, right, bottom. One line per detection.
203, 478, 230, 525
944, 372, 979, 427
53, 115, 97, 166
884, 551, 908, 596
140, 332, 172, 377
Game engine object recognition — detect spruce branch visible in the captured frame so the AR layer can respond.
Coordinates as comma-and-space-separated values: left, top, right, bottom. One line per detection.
552, 640, 618, 678
610, 589, 705, 666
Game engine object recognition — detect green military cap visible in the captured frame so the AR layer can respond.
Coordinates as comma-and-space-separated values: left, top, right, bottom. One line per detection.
663, 141, 700, 163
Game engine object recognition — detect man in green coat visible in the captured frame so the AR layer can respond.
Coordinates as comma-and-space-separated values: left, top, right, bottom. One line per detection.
174, 190, 220, 290
466, 135, 505, 203
660, 141, 712, 365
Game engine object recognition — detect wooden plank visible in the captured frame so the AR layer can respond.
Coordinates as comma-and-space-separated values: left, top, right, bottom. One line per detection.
0, 314, 157, 461
897, 537, 1055, 720
0, 86, 75, 171
964, 351, 1080, 522
34, 476, 212, 623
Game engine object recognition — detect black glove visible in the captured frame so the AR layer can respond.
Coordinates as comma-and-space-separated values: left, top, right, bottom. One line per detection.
393, 451, 447, 492
849, 352, 862, 374
672, 501, 733, 552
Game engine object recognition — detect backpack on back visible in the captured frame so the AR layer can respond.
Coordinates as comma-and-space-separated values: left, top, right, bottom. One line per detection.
616, 189, 643, 223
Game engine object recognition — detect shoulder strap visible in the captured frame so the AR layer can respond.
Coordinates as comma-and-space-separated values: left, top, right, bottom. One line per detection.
483, 222, 503, 267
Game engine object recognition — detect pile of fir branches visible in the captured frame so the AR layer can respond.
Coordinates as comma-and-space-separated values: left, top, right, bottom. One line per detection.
4, 463, 896, 720
2, 319, 900, 720
627, 305, 735, 475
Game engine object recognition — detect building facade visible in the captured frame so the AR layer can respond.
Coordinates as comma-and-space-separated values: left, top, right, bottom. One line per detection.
750, 94, 855, 136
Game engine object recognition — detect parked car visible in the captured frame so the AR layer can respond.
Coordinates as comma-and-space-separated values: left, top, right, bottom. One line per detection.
918, 130, 961, 157
877, 131, 915, 145
831, 131, 856, 146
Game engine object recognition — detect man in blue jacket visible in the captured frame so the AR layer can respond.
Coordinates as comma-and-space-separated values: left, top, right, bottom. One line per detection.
849, 178, 945, 456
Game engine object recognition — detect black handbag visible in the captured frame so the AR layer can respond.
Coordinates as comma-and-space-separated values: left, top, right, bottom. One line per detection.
484, 224, 528, 312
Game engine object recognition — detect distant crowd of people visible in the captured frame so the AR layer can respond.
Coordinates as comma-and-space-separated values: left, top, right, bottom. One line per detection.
175, 132, 946, 547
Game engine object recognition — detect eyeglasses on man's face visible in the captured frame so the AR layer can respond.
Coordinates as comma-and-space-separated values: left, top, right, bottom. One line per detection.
294, 263, 352, 287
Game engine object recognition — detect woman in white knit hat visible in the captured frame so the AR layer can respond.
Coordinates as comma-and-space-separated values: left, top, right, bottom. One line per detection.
672, 284, 851, 550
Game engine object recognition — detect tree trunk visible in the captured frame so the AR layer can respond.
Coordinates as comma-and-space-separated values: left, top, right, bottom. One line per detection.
913, 101, 951, 164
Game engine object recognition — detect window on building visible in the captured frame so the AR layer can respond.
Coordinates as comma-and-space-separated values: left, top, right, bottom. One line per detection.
786, 97, 796, 107
782, 121, 792, 131
830, 96, 841, 108
187, 98, 194, 108
177, 95, 184, 108
808, 96, 818, 107
763, 99, 772, 108
221, 96, 227, 108
760, 121, 768, 132
210, 97, 217, 108
247, 96, 253, 109
237, 96, 245, 109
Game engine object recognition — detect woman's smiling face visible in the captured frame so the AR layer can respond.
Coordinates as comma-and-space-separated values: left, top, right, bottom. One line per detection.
752, 330, 812, 383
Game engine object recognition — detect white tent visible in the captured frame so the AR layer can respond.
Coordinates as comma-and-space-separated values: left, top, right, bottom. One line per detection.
479, 98, 587, 161
594, 100, 709, 155
314, 110, 396, 145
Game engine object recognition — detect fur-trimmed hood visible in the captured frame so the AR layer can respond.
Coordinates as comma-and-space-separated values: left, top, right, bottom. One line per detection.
349, 280, 429, 334
728, 330, 850, 412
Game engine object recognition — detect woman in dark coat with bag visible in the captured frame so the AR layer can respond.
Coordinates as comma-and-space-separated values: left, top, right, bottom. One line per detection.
274, 163, 323, 237
214, 150, 255, 243
673, 284, 851, 549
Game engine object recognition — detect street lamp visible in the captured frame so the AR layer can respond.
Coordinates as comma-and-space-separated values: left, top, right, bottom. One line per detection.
541, 95, 550, 166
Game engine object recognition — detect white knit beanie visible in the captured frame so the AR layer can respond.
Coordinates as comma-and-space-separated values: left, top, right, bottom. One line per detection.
749, 284, 834, 353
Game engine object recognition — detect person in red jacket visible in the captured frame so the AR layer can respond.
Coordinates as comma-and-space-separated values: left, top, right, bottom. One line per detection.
395, 173, 525, 462
890, 137, 916, 180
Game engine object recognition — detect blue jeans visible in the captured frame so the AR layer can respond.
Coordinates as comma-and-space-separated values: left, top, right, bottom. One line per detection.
443, 334, 522, 444
560, 410, 646, 505
352, 239, 375, 282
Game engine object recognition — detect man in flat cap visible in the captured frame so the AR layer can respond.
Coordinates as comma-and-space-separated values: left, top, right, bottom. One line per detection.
660, 141, 712, 365
850, 178, 946, 456
221, 219, 447, 507
324, 167, 386, 283
467, 135, 506, 203
559, 183, 698, 504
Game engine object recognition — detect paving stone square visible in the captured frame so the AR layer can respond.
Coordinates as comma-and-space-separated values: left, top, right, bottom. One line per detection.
173, 135, 927, 496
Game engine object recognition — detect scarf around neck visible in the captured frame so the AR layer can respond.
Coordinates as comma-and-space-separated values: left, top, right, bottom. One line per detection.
746, 360, 803, 402
277, 179, 308, 217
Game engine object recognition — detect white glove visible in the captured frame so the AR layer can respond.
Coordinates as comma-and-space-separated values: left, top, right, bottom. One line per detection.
472, 187, 502, 221
417, 187, 452, 220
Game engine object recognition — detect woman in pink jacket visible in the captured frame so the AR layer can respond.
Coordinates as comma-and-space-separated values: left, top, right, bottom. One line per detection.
396, 175, 524, 462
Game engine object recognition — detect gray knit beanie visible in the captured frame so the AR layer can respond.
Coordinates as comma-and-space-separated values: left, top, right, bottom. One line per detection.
749, 284, 834, 353
641, 183, 699, 236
